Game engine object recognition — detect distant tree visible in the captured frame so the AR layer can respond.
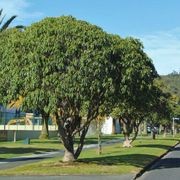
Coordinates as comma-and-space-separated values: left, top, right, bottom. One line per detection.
110, 37, 158, 147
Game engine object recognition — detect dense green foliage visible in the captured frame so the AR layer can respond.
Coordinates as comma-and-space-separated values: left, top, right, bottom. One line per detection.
147, 74, 180, 135
0, 15, 162, 160
158, 72, 180, 118
109, 37, 158, 145
161, 72, 180, 99
0, 16, 121, 161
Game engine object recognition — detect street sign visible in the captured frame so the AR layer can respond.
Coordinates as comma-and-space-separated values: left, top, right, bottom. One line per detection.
173, 117, 180, 120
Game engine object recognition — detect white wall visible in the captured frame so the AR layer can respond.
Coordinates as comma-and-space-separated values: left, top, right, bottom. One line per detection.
101, 117, 113, 134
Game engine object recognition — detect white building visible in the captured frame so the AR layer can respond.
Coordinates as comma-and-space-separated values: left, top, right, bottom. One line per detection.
101, 116, 121, 134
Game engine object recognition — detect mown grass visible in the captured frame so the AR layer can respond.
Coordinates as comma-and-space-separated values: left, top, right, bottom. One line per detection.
0, 134, 123, 159
0, 135, 179, 175
0, 138, 62, 159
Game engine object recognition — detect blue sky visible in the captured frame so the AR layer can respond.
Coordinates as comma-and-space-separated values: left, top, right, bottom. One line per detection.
0, 0, 180, 75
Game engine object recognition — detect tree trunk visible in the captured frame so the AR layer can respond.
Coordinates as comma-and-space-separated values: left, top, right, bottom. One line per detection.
131, 125, 139, 143
123, 133, 132, 148
143, 121, 147, 135
55, 112, 93, 162
121, 118, 133, 147
39, 112, 49, 139
63, 149, 75, 162
111, 118, 116, 134
74, 125, 89, 159
152, 131, 156, 139
174, 126, 177, 136
163, 126, 167, 138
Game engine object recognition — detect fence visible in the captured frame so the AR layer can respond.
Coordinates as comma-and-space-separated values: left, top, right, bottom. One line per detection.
0, 111, 25, 125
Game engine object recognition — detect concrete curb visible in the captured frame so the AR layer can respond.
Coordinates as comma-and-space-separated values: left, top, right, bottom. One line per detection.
133, 141, 180, 179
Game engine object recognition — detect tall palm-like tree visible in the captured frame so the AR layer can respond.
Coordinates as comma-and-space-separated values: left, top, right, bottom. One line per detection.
0, 9, 24, 32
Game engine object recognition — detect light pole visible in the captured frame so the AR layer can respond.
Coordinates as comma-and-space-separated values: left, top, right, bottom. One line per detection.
172, 117, 175, 137
172, 117, 180, 137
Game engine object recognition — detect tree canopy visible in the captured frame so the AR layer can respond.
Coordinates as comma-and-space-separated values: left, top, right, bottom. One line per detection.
0, 16, 122, 161
109, 37, 158, 146
0, 15, 162, 160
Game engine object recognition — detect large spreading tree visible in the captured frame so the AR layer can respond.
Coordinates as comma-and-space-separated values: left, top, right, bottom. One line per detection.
1, 15, 161, 160
1, 16, 122, 161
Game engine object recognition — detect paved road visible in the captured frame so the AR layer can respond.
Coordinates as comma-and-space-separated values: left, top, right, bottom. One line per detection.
137, 143, 180, 180
0, 174, 135, 180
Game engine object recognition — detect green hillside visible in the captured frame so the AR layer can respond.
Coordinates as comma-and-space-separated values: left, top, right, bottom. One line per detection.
161, 71, 180, 97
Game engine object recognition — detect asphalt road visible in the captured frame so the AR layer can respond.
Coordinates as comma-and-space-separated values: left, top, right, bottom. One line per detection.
0, 175, 135, 180
137, 143, 180, 180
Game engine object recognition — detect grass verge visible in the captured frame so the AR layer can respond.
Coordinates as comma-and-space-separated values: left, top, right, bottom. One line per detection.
0, 135, 179, 175
0, 134, 123, 159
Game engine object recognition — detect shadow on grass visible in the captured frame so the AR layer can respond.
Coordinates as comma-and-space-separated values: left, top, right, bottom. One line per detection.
0, 147, 57, 158
78, 154, 157, 168
4, 156, 48, 163
156, 138, 180, 142
135, 144, 172, 150
31, 140, 60, 144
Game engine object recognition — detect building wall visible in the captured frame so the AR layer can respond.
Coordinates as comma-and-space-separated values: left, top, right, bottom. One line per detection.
101, 117, 121, 134
101, 117, 113, 134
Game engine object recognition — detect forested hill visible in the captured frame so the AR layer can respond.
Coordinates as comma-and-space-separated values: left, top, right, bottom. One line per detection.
161, 71, 180, 97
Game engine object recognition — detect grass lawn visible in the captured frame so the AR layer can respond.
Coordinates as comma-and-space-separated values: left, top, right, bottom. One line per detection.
0, 134, 123, 159
0, 138, 62, 159
0, 135, 179, 175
